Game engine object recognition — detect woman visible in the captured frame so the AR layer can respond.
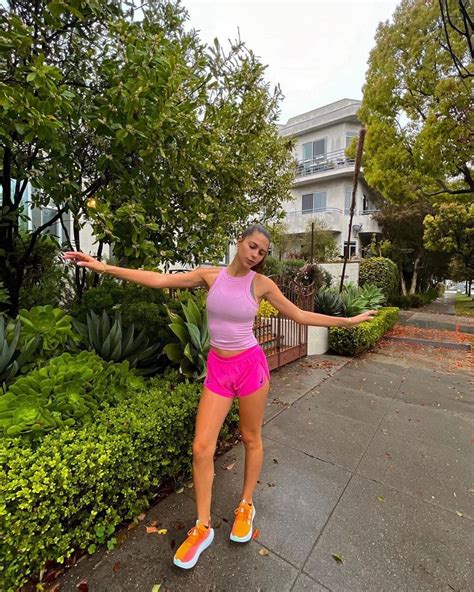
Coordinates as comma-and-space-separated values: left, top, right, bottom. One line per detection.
64, 224, 376, 570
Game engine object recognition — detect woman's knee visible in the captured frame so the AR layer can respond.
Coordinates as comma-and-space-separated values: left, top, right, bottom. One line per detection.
192, 438, 216, 461
241, 430, 262, 449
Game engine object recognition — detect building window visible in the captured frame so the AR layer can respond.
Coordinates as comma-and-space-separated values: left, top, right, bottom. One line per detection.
345, 131, 358, 148
344, 187, 352, 215
343, 241, 357, 258
302, 138, 327, 162
302, 192, 327, 214
39, 207, 62, 239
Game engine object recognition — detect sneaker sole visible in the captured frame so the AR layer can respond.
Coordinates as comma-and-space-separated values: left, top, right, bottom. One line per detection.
230, 506, 256, 543
173, 528, 215, 569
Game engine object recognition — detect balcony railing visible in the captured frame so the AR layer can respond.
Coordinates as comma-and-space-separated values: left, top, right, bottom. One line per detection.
284, 208, 342, 234
296, 149, 355, 177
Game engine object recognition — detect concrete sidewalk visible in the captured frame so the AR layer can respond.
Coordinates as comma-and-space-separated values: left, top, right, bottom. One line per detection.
57, 349, 473, 592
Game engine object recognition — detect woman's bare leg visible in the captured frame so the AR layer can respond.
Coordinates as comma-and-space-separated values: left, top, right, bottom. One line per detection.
193, 388, 234, 525
238, 382, 270, 502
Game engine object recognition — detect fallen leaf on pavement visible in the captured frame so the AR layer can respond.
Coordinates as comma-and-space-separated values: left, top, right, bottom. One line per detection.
146, 526, 158, 534
224, 462, 235, 470
113, 561, 122, 573
175, 487, 184, 494
158, 529, 168, 535
377, 496, 385, 502
252, 528, 261, 539
332, 553, 344, 564
151, 585, 161, 592
137, 513, 146, 521
259, 548, 269, 556
76, 580, 89, 592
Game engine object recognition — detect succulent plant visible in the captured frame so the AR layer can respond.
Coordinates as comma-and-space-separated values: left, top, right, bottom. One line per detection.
0, 351, 144, 440
73, 310, 162, 375
17, 305, 76, 365
314, 289, 345, 316
163, 299, 209, 379
0, 316, 39, 389
359, 284, 385, 308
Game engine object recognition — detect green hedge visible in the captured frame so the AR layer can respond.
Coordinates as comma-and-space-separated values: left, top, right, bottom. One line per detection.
329, 307, 399, 356
359, 258, 399, 303
0, 378, 239, 592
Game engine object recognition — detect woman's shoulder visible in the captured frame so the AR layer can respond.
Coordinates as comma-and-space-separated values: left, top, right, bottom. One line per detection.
198, 266, 223, 289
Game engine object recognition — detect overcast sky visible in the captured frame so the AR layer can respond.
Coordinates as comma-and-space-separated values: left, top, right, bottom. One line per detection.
182, 0, 401, 124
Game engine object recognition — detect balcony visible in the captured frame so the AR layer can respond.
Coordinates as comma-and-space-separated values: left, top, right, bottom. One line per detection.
284, 208, 342, 234
295, 149, 355, 181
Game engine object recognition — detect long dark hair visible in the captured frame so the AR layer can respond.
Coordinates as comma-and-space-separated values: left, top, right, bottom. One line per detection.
238, 224, 271, 274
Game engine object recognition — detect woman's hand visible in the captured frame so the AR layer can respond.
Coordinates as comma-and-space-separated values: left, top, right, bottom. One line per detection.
347, 310, 378, 327
63, 251, 106, 274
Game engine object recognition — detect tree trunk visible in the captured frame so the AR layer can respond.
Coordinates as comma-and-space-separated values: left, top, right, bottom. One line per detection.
409, 256, 421, 295
400, 272, 407, 296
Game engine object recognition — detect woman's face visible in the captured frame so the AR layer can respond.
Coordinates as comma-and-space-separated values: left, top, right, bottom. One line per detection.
238, 231, 270, 269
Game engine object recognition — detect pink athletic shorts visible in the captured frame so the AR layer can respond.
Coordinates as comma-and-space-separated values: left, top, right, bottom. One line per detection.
204, 344, 270, 398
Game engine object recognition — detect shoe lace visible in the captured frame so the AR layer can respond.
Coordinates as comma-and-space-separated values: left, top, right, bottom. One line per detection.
185, 524, 206, 546
234, 503, 252, 524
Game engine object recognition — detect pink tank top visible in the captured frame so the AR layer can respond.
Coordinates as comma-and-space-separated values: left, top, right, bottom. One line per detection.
206, 267, 258, 350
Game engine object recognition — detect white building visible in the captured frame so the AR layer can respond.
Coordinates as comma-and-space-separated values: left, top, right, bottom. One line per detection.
0, 180, 110, 257
277, 98, 381, 259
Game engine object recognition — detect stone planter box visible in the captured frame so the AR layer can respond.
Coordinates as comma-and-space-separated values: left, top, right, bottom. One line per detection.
307, 326, 329, 355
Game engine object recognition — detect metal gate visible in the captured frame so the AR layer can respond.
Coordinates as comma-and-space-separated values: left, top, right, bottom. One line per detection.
254, 277, 315, 371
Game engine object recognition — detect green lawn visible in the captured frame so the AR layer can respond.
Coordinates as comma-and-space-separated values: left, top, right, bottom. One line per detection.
455, 294, 474, 317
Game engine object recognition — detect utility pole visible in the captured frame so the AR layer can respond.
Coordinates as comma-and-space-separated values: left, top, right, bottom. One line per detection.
339, 128, 366, 293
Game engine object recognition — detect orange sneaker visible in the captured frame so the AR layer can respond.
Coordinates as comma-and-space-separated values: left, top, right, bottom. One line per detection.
173, 520, 214, 569
230, 500, 256, 543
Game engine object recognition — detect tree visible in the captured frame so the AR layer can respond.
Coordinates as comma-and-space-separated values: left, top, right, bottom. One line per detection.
0, 1, 295, 314
424, 201, 474, 295
300, 218, 339, 263
374, 198, 451, 294
359, 0, 473, 203
267, 220, 293, 261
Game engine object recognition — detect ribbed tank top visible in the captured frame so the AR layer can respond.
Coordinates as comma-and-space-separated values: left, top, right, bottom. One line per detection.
206, 267, 258, 350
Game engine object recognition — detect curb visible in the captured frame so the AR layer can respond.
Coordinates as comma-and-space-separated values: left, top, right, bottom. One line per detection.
385, 336, 471, 351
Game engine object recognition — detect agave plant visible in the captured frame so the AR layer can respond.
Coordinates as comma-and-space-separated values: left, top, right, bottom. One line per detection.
340, 285, 367, 317
73, 310, 162, 375
314, 289, 345, 316
163, 299, 209, 379
0, 316, 39, 389
359, 284, 385, 308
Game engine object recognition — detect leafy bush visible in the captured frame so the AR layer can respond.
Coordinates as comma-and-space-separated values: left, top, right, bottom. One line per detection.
359, 257, 399, 303
18, 234, 73, 310
329, 307, 399, 355
295, 262, 332, 291
314, 289, 345, 316
262, 255, 281, 277
391, 289, 439, 309
0, 352, 143, 441
278, 259, 306, 281
163, 299, 210, 379
16, 305, 77, 368
0, 381, 239, 592
73, 310, 162, 375
70, 278, 173, 346
0, 317, 39, 389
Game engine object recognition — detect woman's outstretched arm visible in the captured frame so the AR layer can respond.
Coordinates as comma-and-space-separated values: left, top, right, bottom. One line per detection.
260, 276, 377, 327
63, 251, 208, 290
